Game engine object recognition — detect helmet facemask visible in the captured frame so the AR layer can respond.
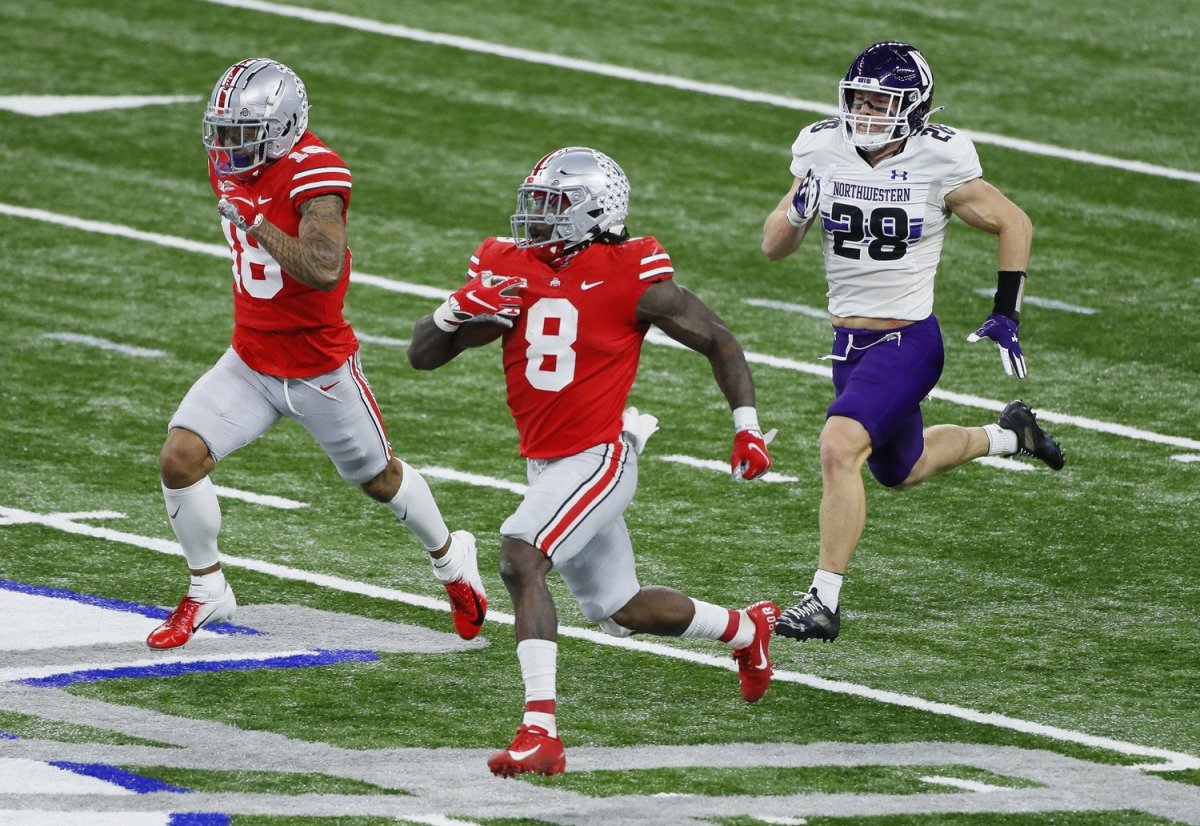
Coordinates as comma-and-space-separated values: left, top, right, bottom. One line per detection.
839, 81, 925, 149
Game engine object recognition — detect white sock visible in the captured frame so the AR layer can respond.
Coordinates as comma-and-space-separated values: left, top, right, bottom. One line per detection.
431, 533, 465, 583
983, 423, 1019, 456
188, 570, 227, 601
385, 460, 450, 552
682, 599, 752, 648
163, 477, 221, 570
518, 639, 558, 737
811, 569, 844, 612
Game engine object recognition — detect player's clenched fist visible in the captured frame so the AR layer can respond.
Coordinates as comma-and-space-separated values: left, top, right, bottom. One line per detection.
433, 271, 526, 332
731, 407, 777, 482
216, 182, 263, 232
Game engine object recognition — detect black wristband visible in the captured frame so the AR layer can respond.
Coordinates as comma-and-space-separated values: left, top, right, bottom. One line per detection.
992, 270, 1027, 322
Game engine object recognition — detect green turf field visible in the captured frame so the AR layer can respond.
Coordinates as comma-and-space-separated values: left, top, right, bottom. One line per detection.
1, 1, 1198, 824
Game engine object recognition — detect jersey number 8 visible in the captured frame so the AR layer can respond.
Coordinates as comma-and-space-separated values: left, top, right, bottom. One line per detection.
524, 298, 579, 392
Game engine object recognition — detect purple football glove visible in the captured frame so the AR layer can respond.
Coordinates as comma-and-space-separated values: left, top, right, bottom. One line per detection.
967, 313, 1026, 378
785, 168, 821, 228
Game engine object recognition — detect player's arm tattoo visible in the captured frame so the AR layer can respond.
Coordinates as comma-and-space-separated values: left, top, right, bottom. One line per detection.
249, 194, 347, 291
637, 280, 755, 409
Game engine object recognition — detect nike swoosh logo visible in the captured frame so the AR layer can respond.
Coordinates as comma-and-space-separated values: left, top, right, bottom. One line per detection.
754, 641, 769, 670
257, 196, 273, 205
509, 744, 541, 761
748, 444, 768, 459
169, 506, 181, 519
580, 280, 604, 291
464, 290, 498, 311
319, 381, 340, 392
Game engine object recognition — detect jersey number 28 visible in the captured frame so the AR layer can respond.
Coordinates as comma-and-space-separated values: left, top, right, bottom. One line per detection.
830, 203, 910, 261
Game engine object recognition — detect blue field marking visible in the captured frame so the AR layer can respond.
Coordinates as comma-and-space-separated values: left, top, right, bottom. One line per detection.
0, 578, 262, 637
18, 649, 381, 688
169, 815, 232, 826
48, 761, 191, 793
0, 732, 18, 740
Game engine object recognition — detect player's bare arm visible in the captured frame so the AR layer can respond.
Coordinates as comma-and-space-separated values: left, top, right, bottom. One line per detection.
408, 314, 506, 370
945, 178, 1033, 271
762, 176, 809, 262
249, 194, 347, 292
636, 280, 755, 409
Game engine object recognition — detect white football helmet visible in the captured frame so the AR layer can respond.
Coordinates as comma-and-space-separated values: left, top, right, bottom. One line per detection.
202, 58, 309, 179
511, 146, 630, 263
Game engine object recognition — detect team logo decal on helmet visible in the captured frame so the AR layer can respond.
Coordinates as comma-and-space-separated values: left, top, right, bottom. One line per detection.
202, 58, 310, 179
511, 146, 630, 263
838, 41, 935, 150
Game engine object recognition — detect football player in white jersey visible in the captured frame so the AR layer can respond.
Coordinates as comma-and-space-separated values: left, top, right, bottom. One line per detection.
762, 41, 1065, 642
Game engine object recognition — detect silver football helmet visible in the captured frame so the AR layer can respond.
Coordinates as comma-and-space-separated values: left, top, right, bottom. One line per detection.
511, 147, 630, 262
202, 58, 309, 179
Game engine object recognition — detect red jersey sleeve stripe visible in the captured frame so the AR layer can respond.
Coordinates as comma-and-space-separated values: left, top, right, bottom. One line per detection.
640, 253, 671, 265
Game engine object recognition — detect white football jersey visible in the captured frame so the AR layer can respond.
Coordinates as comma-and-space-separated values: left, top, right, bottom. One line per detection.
790, 119, 982, 320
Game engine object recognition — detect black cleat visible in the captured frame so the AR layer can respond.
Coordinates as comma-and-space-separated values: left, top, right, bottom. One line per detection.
775, 588, 840, 642
998, 400, 1065, 470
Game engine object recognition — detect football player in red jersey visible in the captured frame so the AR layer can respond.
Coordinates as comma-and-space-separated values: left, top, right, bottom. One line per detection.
409, 147, 780, 777
147, 58, 486, 650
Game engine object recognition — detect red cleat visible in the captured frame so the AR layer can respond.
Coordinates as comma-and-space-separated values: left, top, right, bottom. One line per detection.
442, 530, 487, 640
487, 724, 566, 778
146, 585, 237, 650
733, 600, 779, 703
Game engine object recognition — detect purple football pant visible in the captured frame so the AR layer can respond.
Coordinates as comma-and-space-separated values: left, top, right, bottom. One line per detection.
826, 315, 944, 488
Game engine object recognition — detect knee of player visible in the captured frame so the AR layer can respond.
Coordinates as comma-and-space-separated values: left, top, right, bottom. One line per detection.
498, 536, 547, 585
159, 429, 211, 488
819, 427, 868, 474
597, 615, 636, 638
360, 459, 401, 502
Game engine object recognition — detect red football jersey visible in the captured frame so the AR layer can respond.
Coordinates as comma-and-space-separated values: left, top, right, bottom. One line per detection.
469, 236, 675, 458
208, 131, 357, 378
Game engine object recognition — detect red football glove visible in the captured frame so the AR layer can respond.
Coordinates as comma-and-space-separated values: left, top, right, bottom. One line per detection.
216, 181, 263, 232
433, 271, 526, 332
731, 427, 777, 482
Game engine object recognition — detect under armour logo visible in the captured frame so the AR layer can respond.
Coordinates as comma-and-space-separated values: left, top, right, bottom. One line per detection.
891, 170, 909, 181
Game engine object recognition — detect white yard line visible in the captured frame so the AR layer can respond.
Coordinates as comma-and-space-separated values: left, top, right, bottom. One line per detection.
4, 201, 1197, 453
211, 485, 308, 510
742, 298, 830, 319
658, 454, 799, 483
920, 775, 1006, 793
970, 288, 1098, 315
42, 332, 167, 359
198, 0, 1200, 185
2, 502, 1197, 771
